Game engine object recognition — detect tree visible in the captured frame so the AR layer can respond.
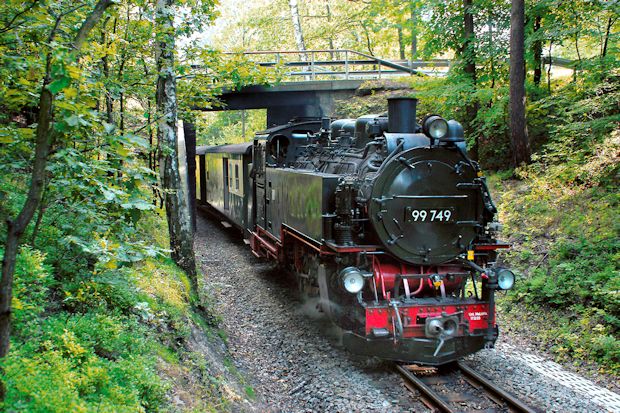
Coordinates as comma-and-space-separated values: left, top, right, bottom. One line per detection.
288, 0, 308, 61
410, 1, 418, 61
509, 0, 531, 166
0, 0, 115, 398
155, 0, 198, 291
461, 0, 480, 160
532, 13, 543, 86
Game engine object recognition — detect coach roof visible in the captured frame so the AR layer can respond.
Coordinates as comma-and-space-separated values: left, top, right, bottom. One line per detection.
196, 142, 252, 156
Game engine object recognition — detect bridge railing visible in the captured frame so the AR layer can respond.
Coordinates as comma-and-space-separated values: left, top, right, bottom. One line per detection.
223, 49, 453, 80
210, 50, 575, 83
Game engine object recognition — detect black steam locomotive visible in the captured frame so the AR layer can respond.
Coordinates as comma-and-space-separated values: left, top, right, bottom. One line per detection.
195, 97, 514, 365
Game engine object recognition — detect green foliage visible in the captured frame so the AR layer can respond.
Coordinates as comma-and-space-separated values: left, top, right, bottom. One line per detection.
0, 0, 275, 411
0, 0, 617, 408
0, 139, 231, 410
516, 238, 619, 315
1, 237, 213, 412
4, 246, 164, 412
195, 110, 267, 146
11, 247, 54, 335
491, 114, 619, 373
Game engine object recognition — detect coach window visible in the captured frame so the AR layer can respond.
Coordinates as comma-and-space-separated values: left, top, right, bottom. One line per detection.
235, 164, 240, 191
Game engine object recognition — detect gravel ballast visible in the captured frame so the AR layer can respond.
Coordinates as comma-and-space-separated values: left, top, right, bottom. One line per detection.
195, 213, 619, 412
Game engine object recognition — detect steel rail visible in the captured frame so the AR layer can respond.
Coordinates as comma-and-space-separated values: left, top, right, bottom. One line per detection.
395, 364, 455, 413
457, 361, 538, 413
397, 362, 539, 413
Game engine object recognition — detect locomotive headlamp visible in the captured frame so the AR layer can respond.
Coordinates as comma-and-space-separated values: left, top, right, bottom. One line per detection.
422, 115, 449, 140
496, 269, 515, 290
340, 267, 365, 294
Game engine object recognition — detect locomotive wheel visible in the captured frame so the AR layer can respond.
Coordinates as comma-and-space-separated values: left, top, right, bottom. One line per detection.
295, 255, 321, 300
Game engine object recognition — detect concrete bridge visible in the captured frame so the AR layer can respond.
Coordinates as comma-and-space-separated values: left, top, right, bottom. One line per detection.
201, 80, 365, 126
193, 49, 424, 125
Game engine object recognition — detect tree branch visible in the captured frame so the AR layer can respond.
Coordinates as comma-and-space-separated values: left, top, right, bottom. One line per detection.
73, 0, 115, 50
0, 0, 40, 34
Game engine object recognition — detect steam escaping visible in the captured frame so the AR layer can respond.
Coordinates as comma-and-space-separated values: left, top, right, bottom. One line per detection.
295, 296, 325, 320
324, 323, 344, 347
294, 296, 344, 346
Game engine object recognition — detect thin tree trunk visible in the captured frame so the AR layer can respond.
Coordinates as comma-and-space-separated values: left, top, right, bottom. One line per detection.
155, 0, 198, 291
326, 2, 334, 58
30, 181, 49, 247
0, 0, 114, 400
397, 26, 405, 60
410, 2, 417, 62
462, 0, 479, 161
602, 17, 614, 58
288, 0, 307, 61
147, 99, 153, 171
533, 15, 542, 87
509, 0, 531, 167
119, 92, 125, 133
546, 41, 553, 93
118, 5, 129, 135
463, 0, 476, 82
101, 19, 114, 123
361, 22, 374, 56
488, 15, 496, 89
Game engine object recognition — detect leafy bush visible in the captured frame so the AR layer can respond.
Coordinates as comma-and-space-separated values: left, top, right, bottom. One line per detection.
0, 194, 210, 411
11, 247, 53, 335
491, 81, 619, 372
2, 245, 177, 412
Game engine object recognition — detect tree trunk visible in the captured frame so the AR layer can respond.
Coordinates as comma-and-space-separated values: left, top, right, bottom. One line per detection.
533, 14, 542, 87
547, 41, 553, 93
574, 29, 581, 82
601, 17, 613, 58
155, 0, 198, 292
463, 0, 476, 80
509, 0, 531, 167
410, 2, 417, 62
462, 0, 479, 161
288, 0, 307, 61
326, 2, 334, 58
0, 0, 114, 400
488, 15, 496, 89
101, 19, 114, 124
397, 26, 405, 60
30, 181, 48, 246
361, 22, 374, 56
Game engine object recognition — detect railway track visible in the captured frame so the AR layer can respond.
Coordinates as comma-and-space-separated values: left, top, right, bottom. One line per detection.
396, 361, 539, 413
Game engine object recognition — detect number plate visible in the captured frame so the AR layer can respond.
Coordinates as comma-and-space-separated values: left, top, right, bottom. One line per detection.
405, 207, 455, 223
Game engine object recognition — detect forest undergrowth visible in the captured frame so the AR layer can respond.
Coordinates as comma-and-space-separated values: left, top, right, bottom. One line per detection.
0, 175, 234, 412
491, 129, 619, 376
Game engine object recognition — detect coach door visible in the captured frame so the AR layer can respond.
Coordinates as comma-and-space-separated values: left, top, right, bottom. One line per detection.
223, 158, 230, 210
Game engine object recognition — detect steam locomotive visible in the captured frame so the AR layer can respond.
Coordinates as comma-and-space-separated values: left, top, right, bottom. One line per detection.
195, 97, 514, 365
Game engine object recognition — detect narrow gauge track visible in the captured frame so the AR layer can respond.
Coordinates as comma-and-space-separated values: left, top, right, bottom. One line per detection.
396, 361, 538, 413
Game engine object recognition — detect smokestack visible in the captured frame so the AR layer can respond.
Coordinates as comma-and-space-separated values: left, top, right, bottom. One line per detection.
387, 97, 418, 133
